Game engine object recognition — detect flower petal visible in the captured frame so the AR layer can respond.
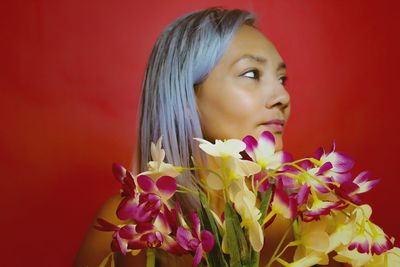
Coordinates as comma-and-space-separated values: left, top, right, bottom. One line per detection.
176, 226, 193, 251
189, 212, 201, 238
258, 131, 276, 154
243, 135, 258, 157
206, 172, 224, 190
112, 163, 127, 182
271, 187, 297, 219
119, 224, 136, 240
249, 221, 264, 252
95, 218, 120, 232
137, 175, 155, 192
302, 231, 330, 252
193, 245, 203, 266
156, 176, 176, 200
200, 230, 214, 253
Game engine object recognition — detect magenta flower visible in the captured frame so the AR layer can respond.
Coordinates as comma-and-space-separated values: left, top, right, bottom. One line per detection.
335, 171, 379, 204
95, 218, 136, 255
127, 212, 186, 255
314, 141, 354, 173
116, 175, 176, 222
176, 212, 214, 266
270, 183, 297, 220
112, 163, 136, 198
301, 199, 341, 222
116, 192, 161, 222
371, 233, 394, 255
243, 131, 292, 192
136, 175, 177, 203
348, 232, 370, 254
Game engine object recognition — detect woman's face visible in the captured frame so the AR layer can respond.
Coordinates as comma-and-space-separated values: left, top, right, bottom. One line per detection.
195, 25, 291, 151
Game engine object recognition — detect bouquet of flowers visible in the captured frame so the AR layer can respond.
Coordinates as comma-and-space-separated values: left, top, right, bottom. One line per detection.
96, 131, 400, 266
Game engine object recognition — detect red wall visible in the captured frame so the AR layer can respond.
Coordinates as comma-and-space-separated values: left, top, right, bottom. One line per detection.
1, 0, 399, 265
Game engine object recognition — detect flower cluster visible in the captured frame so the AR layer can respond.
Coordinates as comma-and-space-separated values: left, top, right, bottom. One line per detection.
95, 138, 214, 266
97, 132, 399, 267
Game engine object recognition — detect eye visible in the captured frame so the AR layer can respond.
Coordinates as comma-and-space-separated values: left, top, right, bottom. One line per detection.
241, 69, 260, 80
279, 75, 288, 86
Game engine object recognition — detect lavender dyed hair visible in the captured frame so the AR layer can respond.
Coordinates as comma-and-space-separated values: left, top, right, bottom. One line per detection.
136, 7, 256, 211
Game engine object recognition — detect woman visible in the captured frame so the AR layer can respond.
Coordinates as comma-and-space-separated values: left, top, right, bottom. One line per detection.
75, 7, 339, 266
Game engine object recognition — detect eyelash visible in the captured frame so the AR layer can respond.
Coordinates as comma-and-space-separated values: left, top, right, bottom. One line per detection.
242, 69, 288, 86
279, 76, 288, 86
242, 69, 260, 80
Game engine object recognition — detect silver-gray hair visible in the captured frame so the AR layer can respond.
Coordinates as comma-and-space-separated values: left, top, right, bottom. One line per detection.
136, 7, 256, 211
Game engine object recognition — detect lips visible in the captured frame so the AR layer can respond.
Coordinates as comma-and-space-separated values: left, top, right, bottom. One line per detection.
261, 119, 285, 132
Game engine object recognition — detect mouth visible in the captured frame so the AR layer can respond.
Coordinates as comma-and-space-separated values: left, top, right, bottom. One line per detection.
260, 119, 285, 133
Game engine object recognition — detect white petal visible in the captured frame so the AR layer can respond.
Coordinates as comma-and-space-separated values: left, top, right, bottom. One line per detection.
249, 222, 264, 252
207, 172, 224, 190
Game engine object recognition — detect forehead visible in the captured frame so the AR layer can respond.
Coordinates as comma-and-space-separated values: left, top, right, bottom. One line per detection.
221, 25, 283, 66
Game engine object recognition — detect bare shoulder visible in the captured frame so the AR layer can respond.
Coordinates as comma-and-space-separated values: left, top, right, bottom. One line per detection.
73, 195, 146, 267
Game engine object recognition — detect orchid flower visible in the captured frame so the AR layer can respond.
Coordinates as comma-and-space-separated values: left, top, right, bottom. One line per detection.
314, 141, 355, 173
335, 171, 379, 205
195, 138, 260, 191
139, 137, 180, 178
95, 218, 136, 255
270, 183, 297, 220
277, 251, 325, 267
287, 222, 331, 266
327, 211, 356, 252
116, 175, 176, 222
112, 163, 136, 198
243, 131, 292, 192
334, 246, 373, 267
233, 189, 264, 252
302, 198, 340, 222
176, 212, 214, 266
243, 131, 291, 170
365, 247, 400, 267
195, 138, 245, 159
136, 175, 176, 204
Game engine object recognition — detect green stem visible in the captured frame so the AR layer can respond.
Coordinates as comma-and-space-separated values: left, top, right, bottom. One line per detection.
146, 249, 155, 267
177, 184, 199, 195
265, 223, 292, 267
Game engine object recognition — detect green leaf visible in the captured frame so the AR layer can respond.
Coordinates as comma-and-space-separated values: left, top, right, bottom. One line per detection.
198, 192, 229, 267
248, 247, 260, 267
258, 186, 273, 224
224, 203, 252, 267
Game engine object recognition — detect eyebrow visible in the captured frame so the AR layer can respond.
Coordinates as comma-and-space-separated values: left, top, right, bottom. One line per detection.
232, 54, 287, 70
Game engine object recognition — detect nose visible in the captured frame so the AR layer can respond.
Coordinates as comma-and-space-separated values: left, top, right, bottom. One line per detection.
264, 80, 290, 110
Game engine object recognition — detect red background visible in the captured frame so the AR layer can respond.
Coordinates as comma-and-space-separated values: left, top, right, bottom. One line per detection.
1, 0, 399, 266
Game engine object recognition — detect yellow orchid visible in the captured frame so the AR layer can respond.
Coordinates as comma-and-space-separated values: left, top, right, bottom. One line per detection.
365, 247, 400, 267
277, 251, 325, 267
139, 137, 180, 178
334, 246, 373, 267
233, 189, 264, 252
291, 218, 330, 266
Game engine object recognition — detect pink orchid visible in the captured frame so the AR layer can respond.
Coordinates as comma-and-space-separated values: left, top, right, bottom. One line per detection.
128, 213, 186, 255
270, 183, 297, 220
335, 171, 379, 205
112, 163, 136, 198
243, 131, 292, 192
116, 175, 176, 222
301, 199, 341, 222
371, 233, 394, 255
348, 232, 371, 254
314, 141, 355, 174
95, 218, 136, 255
176, 212, 214, 266
136, 175, 177, 203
